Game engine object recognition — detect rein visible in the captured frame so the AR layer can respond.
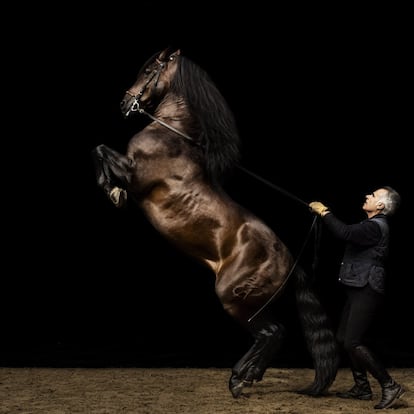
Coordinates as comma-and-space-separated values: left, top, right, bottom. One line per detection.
236, 165, 309, 207
138, 109, 309, 208
248, 214, 319, 322
137, 108, 196, 144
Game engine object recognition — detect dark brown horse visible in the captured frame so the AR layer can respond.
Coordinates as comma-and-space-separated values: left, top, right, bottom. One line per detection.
92, 47, 338, 398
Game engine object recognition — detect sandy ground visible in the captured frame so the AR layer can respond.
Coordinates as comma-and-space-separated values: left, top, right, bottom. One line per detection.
0, 367, 412, 413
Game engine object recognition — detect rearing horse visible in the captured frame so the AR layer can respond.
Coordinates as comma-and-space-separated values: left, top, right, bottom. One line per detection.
92, 47, 338, 398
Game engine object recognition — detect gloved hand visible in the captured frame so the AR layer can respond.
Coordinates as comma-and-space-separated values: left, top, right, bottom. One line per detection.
309, 201, 330, 216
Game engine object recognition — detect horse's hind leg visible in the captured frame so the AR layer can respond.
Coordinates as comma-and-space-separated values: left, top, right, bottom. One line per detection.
91, 144, 134, 207
229, 317, 285, 398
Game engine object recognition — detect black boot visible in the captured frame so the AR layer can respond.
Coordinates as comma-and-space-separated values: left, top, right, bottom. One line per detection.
374, 380, 405, 410
353, 345, 405, 409
336, 370, 372, 400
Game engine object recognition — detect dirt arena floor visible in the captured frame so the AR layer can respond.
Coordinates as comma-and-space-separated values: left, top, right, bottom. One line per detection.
0, 367, 412, 413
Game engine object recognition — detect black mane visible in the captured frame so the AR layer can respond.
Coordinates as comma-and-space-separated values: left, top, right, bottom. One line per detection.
171, 56, 241, 181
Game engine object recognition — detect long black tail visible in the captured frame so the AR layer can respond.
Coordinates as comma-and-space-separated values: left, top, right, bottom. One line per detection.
293, 265, 339, 395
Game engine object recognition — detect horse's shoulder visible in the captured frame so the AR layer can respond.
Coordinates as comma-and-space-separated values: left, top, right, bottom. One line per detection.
127, 129, 165, 153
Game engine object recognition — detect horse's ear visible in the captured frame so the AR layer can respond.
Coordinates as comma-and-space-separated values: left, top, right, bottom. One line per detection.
159, 47, 180, 62
168, 49, 180, 61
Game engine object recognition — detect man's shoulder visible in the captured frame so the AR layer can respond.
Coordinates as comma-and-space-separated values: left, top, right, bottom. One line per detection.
370, 214, 389, 235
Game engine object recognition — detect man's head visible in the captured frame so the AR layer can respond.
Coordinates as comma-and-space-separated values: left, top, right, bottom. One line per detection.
363, 186, 401, 217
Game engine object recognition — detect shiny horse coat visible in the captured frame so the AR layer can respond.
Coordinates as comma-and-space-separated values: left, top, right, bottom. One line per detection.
92, 47, 338, 398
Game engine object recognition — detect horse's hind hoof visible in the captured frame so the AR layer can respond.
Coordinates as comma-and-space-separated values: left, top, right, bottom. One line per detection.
297, 386, 325, 397
229, 374, 252, 398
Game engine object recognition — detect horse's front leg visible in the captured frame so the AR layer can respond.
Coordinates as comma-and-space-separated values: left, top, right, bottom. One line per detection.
91, 144, 135, 208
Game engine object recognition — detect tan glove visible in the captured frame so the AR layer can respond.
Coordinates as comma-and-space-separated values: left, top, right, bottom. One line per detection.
309, 201, 330, 216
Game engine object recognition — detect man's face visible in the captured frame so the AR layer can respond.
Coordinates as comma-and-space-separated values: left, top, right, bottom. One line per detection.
362, 188, 386, 214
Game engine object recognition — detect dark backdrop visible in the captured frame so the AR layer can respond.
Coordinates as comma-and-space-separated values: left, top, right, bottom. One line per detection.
3, 6, 412, 368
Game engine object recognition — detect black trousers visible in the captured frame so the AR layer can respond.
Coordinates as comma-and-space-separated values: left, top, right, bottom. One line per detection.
336, 283, 384, 353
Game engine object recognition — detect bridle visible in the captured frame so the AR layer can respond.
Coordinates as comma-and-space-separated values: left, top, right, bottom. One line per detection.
122, 54, 196, 145
122, 55, 175, 118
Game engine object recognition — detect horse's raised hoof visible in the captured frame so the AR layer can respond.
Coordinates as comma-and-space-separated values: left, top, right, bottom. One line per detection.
229, 374, 252, 398
109, 187, 127, 207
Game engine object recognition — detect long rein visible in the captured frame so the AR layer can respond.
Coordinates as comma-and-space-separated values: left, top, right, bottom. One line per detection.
136, 108, 320, 322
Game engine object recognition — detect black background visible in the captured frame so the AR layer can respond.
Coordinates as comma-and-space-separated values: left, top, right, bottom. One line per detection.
3, 6, 412, 368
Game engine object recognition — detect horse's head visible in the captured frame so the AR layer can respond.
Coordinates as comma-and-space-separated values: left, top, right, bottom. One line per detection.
120, 47, 181, 118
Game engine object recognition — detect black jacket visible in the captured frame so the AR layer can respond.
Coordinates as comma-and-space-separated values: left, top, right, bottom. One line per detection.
323, 213, 389, 294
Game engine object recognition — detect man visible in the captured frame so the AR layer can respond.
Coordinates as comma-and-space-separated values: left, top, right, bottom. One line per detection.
309, 186, 404, 410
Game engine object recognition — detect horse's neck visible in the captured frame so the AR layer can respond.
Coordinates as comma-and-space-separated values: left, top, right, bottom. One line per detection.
156, 95, 191, 121
153, 98, 196, 141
